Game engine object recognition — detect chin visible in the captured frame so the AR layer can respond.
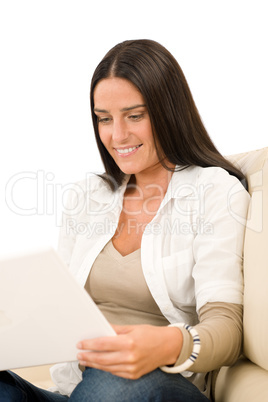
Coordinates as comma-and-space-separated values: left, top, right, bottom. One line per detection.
115, 163, 141, 176
119, 168, 138, 175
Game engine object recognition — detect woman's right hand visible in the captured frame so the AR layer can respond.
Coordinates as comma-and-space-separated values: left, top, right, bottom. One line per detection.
77, 324, 183, 379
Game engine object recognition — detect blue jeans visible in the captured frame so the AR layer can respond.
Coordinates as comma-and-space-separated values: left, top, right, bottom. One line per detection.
0, 368, 210, 401
0, 371, 68, 401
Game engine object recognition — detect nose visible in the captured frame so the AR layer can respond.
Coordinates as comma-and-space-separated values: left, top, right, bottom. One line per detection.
112, 119, 128, 143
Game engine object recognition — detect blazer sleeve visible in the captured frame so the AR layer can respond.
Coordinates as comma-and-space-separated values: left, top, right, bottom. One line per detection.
192, 168, 250, 312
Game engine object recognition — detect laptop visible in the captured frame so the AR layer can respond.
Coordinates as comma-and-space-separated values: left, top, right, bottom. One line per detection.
0, 247, 116, 370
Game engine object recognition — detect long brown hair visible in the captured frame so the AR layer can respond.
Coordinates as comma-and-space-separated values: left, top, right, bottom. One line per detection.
90, 39, 246, 189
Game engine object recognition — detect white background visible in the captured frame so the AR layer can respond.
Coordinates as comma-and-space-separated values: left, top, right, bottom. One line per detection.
0, 0, 267, 256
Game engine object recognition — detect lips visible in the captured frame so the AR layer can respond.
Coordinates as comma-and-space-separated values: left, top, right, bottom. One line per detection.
115, 144, 142, 155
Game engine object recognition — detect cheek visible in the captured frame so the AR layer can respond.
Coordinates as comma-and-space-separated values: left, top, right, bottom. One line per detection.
98, 128, 109, 148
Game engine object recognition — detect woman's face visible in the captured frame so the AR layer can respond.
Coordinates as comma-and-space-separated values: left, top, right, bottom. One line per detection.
93, 77, 162, 177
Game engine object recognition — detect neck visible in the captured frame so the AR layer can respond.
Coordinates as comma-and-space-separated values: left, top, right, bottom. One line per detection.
127, 162, 175, 200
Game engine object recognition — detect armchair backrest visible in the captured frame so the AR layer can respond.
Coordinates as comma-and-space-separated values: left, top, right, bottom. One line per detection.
227, 147, 268, 370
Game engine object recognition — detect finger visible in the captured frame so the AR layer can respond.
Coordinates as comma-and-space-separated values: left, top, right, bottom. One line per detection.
111, 324, 134, 334
77, 333, 133, 352
77, 356, 144, 380
77, 346, 139, 367
77, 350, 123, 366
77, 336, 121, 351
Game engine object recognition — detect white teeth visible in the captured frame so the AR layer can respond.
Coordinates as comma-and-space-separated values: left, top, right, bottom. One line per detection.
116, 145, 140, 154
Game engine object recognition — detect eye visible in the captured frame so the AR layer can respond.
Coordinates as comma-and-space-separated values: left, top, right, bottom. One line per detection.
98, 117, 112, 125
128, 113, 144, 121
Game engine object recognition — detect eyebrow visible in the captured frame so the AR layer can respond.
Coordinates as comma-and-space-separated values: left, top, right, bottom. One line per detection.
94, 104, 146, 113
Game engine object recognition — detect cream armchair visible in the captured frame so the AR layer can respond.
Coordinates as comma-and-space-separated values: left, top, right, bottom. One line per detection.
215, 146, 268, 401
13, 147, 268, 401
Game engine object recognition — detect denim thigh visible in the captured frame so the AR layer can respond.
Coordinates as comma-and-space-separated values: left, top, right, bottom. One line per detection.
69, 367, 209, 402
0, 370, 69, 402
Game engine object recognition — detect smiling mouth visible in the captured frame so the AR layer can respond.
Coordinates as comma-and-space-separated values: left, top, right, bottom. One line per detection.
115, 144, 142, 154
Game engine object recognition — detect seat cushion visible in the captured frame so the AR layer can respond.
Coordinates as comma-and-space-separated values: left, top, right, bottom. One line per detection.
12, 365, 54, 390
215, 356, 268, 402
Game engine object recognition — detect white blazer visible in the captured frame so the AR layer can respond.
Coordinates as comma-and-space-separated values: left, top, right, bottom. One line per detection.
50, 165, 250, 395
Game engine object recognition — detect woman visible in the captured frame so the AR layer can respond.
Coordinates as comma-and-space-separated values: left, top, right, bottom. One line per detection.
0, 39, 249, 401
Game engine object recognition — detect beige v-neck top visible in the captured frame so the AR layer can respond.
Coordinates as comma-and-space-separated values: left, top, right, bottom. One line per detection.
85, 239, 169, 327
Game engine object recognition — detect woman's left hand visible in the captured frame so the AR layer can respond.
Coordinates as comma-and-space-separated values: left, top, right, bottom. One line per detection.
77, 324, 182, 379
